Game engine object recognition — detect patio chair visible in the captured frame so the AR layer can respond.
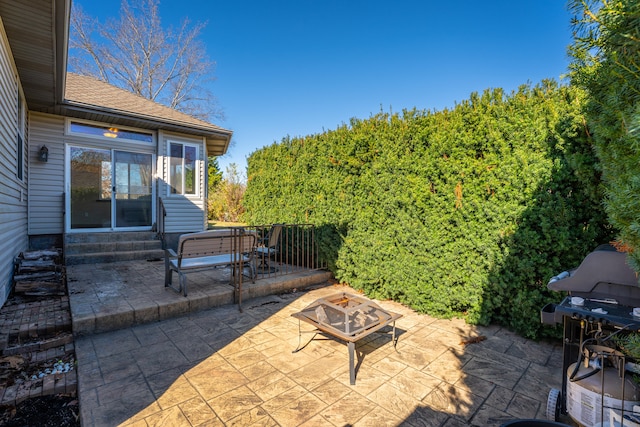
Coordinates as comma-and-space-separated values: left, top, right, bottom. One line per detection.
255, 224, 283, 273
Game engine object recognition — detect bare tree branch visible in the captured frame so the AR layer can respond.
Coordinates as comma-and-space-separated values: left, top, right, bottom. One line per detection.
69, 0, 222, 121
69, 6, 109, 82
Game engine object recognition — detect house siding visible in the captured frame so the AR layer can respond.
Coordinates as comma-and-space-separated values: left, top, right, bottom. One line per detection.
0, 18, 27, 305
28, 112, 65, 235
159, 131, 207, 233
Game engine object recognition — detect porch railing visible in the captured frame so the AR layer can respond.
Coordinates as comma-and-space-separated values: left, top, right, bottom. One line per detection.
210, 223, 328, 280
157, 197, 166, 247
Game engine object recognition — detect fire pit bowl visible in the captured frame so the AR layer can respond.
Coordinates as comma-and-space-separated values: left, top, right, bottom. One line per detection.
292, 292, 402, 384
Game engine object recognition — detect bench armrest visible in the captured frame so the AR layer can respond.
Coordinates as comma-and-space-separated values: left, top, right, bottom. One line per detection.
165, 248, 177, 258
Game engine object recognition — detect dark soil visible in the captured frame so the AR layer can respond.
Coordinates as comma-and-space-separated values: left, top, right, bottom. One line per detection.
0, 394, 79, 426
0, 249, 78, 427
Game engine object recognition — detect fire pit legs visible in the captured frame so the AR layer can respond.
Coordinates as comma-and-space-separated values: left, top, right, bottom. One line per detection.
348, 342, 355, 385
292, 320, 318, 354
392, 322, 397, 346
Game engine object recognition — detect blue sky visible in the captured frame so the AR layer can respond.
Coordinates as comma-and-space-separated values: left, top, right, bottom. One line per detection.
72, 1, 574, 177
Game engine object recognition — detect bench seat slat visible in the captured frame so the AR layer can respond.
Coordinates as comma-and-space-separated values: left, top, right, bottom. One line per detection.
171, 254, 251, 270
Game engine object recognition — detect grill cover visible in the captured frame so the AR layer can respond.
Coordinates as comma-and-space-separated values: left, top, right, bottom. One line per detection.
548, 245, 640, 307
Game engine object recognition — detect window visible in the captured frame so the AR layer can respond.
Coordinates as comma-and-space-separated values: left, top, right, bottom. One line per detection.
16, 90, 24, 180
69, 121, 153, 144
17, 134, 23, 179
169, 142, 198, 195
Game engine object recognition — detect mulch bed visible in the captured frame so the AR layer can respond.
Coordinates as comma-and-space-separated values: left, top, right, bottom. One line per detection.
0, 249, 79, 427
0, 394, 79, 426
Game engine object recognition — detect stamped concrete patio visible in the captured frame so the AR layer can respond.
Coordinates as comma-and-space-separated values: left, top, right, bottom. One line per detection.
67, 260, 564, 426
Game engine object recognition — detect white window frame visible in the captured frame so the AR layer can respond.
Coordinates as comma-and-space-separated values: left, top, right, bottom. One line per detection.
16, 87, 25, 181
167, 140, 200, 197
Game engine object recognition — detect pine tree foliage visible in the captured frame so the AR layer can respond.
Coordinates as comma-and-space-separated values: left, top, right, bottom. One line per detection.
208, 157, 223, 194
243, 82, 611, 338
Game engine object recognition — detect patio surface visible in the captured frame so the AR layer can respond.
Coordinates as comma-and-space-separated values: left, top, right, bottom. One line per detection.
67, 260, 564, 426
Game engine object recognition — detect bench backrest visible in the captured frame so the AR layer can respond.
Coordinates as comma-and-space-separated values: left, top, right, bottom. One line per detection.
177, 229, 256, 260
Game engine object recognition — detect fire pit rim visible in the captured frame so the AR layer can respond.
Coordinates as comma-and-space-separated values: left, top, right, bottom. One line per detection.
291, 291, 402, 342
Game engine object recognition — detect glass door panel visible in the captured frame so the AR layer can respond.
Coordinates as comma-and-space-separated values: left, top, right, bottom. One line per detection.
114, 151, 153, 228
169, 143, 183, 194
70, 147, 112, 229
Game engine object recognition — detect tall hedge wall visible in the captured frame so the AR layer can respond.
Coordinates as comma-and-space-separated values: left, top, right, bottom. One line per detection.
244, 81, 612, 338
569, 0, 640, 270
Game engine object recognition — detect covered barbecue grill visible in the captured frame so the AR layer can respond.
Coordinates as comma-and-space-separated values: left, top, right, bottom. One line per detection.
541, 245, 640, 426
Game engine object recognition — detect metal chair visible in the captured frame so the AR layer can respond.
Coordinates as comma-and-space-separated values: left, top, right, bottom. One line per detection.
255, 224, 283, 273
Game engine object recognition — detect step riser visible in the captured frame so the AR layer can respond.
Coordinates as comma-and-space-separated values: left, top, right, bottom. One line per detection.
65, 250, 165, 265
64, 232, 163, 265
65, 240, 162, 255
64, 231, 158, 244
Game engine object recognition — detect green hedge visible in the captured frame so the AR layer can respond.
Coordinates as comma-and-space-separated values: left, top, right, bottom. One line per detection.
568, 0, 640, 270
244, 81, 612, 338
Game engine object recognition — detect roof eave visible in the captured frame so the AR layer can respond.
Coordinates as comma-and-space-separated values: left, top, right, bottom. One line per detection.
54, 0, 71, 104
0, 0, 71, 109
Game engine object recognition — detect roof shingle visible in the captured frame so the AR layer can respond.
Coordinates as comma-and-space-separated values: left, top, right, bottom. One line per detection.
64, 73, 230, 135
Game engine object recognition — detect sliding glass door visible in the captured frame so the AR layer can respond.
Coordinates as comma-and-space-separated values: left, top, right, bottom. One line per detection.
68, 146, 154, 231
114, 151, 153, 227
69, 146, 112, 229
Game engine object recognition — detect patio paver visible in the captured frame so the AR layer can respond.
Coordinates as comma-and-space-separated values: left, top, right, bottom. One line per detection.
67, 260, 564, 426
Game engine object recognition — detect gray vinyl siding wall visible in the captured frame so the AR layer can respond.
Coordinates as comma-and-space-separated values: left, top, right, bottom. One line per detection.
28, 113, 65, 234
158, 131, 207, 233
0, 19, 27, 305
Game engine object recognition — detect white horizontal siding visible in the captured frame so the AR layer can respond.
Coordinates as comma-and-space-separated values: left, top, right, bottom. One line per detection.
160, 189, 206, 234
0, 19, 27, 306
28, 113, 65, 235
162, 197, 206, 233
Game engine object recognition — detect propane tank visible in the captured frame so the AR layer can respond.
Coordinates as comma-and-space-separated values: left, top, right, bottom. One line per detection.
566, 362, 640, 427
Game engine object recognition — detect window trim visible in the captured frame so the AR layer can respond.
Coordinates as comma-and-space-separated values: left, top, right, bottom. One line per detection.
16, 87, 25, 181
167, 140, 200, 197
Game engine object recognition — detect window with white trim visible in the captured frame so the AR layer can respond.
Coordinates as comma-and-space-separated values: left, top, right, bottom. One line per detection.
169, 142, 198, 195
16, 89, 24, 180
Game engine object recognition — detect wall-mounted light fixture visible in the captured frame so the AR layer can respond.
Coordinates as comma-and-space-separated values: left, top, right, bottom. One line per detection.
38, 145, 48, 162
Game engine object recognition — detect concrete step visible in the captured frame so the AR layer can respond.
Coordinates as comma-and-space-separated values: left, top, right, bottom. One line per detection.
64, 239, 162, 255
64, 231, 164, 265
65, 249, 165, 265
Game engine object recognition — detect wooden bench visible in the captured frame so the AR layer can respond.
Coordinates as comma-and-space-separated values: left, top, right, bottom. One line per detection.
164, 229, 256, 297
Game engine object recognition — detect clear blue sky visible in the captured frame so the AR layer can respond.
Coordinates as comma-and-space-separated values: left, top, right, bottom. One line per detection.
72, 0, 574, 177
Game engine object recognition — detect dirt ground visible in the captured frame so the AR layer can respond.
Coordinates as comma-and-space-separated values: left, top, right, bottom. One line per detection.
0, 394, 79, 426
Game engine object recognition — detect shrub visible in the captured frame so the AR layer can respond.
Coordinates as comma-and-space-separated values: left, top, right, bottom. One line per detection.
244, 81, 612, 338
